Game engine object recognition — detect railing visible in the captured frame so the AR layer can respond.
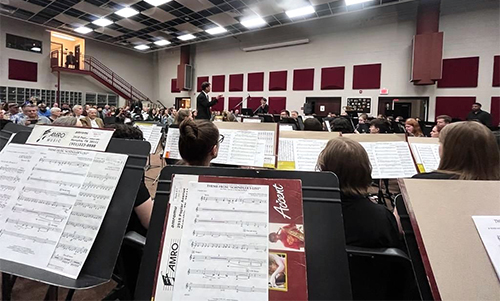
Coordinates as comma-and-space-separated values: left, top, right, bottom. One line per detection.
50, 50, 150, 103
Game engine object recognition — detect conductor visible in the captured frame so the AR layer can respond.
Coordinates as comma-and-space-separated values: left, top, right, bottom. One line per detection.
254, 97, 269, 115
196, 82, 220, 120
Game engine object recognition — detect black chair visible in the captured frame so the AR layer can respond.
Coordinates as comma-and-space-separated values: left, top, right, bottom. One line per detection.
347, 245, 420, 300
395, 195, 433, 300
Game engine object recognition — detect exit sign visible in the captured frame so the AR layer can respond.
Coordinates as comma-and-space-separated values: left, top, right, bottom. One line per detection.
380, 88, 389, 95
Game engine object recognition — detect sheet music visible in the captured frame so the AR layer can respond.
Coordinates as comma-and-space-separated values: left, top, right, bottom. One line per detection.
213, 129, 266, 167
172, 182, 269, 301
255, 130, 276, 168
26, 125, 114, 151
164, 128, 181, 160
472, 216, 500, 281
139, 125, 163, 154
410, 143, 440, 173
359, 141, 418, 179
278, 138, 328, 171
0, 143, 127, 279
46, 152, 127, 278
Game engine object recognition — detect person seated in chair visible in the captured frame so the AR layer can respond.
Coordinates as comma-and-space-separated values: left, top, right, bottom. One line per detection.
317, 137, 401, 248
178, 118, 221, 166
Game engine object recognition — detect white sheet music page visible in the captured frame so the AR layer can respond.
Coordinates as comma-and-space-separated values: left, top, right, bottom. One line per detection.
46, 152, 127, 278
294, 139, 328, 171
214, 129, 266, 167
172, 182, 269, 301
359, 141, 417, 179
0, 144, 94, 268
411, 143, 440, 172
472, 216, 500, 281
148, 125, 163, 154
164, 128, 181, 160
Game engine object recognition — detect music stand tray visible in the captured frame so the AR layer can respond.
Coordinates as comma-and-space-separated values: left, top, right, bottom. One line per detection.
136, 165, 352, 301
0, 131, 150, 290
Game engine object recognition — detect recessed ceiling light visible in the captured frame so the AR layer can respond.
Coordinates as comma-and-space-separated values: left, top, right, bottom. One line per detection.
178, 34, 196, 41
241, 17, 266, 29
31, 47, 41, 52
345, 0, 374, 6
154, 39, 171, 46
206, 26, 227, 35
286, 6, 315, 18
73, 26, 93, 34
115, 7, 139, 18
92, 18, 113, 27
134, 44, 150, 50
144, 0, 172, 6
52, 32, 76, 41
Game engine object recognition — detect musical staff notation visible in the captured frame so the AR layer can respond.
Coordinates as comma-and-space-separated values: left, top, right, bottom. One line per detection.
74, 201, 106, 210
0, 166, 25, 174
12, 206, 66, 222
0, 185, 15, 192
200, 196, 266, 204
86, 173, 118, 181
17, 196, 73, 210
81, 183, 114, 191
49, 255, 82, 268
32, 167, 86, 176
27, 177, 81, 188
190, 241, 267, 252
78, 192, 107, 201
0, 175, 21, 183
185, 283, 267, 293
66, 221, 99, 231
194, 218, 267, 228
71, 211, 102, 220
0, 229, 57, 245
187, 269, 267, 279
6, 218, 62, 233
57, 243, 89, 254
193, 230, 266, 239
22, 187, 76, 197
190, 254, 266, 266
61, 232, 93, 242
195, 207, 267, 215
38, 158, 89, 168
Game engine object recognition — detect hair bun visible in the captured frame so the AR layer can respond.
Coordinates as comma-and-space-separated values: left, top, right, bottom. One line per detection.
180, 118, 198, 140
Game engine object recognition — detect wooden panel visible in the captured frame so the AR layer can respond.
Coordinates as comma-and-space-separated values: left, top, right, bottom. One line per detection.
247, 72, 264, 91
321, 66, 345, 90
437, 57, 479, 88
9, 59, 37, 82
229, 74, 243, 91
269, 70, 287, 91
352, 63, 381, 89
411, 32, 444, 85
293, 68, 314, 91
435, 96, 476, 120
212, 75, 225, 92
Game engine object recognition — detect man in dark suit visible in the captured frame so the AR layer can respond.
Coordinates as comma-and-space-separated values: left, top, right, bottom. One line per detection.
196, 82, 219, 120
254, 97, 269, 115
466, 102, 492, 126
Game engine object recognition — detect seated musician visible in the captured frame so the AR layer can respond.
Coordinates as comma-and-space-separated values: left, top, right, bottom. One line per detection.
178, 118, 221, 166
413, 121, 500, 180
303, 118, 323, 131
317, 137, 401, 248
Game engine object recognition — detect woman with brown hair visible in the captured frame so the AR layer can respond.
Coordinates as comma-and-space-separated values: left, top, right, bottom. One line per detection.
405, 118, 424, 137
174, 108, 192, 125
178, 118, 221, 166
413, 121, 500, 180
317, 137, 400, 248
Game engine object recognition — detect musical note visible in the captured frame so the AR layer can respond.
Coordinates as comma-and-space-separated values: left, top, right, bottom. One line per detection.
12, 206, 66, 222
194, 218, 267, 228
32, 167, 86, 176
200, 196, 266, 204
22, 187, 76, 197
56, 243, 88, 254
0, 185, 15, 192
38, 158, 89, 168
81, 183, 114, 191
0, 166, 25, 174
17, 196, 73, 210
0, 175, 21, 183
66, 221, 99, 231
195, 207, 266, 214
86, 173, 118, 181
27, 177, 81, 188
74, 201, 106, 210
190, 254, 266, 266
49, 255, 82, 268
61, 232, 93, 242
71, 211, 102, 220
78, 192, 107, 201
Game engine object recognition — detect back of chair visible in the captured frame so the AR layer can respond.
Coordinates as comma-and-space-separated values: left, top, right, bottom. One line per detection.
347, 246, 419, 300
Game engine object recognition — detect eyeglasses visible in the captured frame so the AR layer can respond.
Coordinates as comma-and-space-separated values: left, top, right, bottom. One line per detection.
218, 134, 224, 144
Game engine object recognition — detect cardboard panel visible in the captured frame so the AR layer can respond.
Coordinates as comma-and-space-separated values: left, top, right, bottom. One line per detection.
493, 56, 500, 87
9, 59, 37, 82
229, 74, 244, 91
269, 70, 287, 91
293, 68, 314, 91
247, 72, 264, 91
228, 97, 243, 112
212, 75, 225, 92
437, 57, 479, 88
171, 78, 180, 93
435, 96, 476, 120
352, 63, 381, 89
491, 96, 500, 126
321, 66, 345, 90
197, 76, 209, 92
268, 97, 286, 114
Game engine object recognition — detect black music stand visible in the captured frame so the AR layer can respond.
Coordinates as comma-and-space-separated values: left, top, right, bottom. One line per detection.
0, 123, 33, 151
0, 131, 150, 300
135, 166, 352, 301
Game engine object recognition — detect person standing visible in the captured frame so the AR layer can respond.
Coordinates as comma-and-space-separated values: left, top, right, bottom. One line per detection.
466, 102, 491, 126
196, 82, 220, 120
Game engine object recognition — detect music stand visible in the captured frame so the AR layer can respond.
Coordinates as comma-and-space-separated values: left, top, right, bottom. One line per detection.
241, 108, 253, 116
135, 166, 352, 301
0, 123, 33, 152
0, 131, 150, 299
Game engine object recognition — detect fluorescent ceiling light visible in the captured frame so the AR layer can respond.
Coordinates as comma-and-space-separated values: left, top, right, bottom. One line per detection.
52, 32, 76, 41
241, 17, 266, 29
286, 6, 315, 18
345, 0, 374, 6
73, 26, 93, 34
206, 26, 227, 35
154, 39, 171, 46
144, 0, 171, 5
115, 7, 139, 18
31, 47, 41, 52
134, 44, 150, 50
92, 18, 113, 27
178, 34, 196, 41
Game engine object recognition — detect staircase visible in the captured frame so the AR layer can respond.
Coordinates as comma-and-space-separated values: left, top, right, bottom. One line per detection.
50, 50, 150, 104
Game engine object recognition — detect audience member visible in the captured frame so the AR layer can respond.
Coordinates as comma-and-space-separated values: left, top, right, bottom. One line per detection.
196, 82, 220, 120
303, 118, 323, 131
254, 98, 269, 114
413, 121, 499, 180
430, 124, 443, 138
37, 103, 51, 118
178, 119, 220, 166
317, 137, 400, 248
166, 107, 177, 125
19, 104, 51, 127
0, 109, 5, 120
52, 116, 83, 127
49, 107, 61, 122
73, 105, 83, 119
436, 115, 451, 128
7, 103, 22, 123
405, 118, 424, 137
52, 102, 59, 108
466, 102, 491, 126
369, 119, 388, 134
81, 108, 104, 128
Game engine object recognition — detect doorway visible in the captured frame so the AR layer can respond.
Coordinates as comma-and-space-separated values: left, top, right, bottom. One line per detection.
305, 97, 342, 116
175, 97, 191, 109
378, 97, 430, 121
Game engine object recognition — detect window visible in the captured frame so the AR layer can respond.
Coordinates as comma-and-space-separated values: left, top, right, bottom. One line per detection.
6, 34, 43, 54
